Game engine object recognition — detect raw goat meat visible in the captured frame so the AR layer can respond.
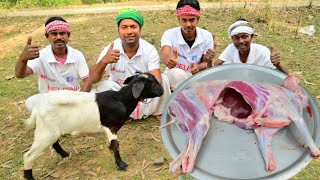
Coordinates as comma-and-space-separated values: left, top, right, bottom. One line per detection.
162, 75, 320, 174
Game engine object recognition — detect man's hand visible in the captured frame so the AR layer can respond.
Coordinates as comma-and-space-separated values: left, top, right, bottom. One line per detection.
270, 44, 281, 66
166, 47, 178, 69
190, 63, 200, 75
19, 36, 40, 62
201, 43, 217, 68
101, 42, 120, 65
202, 48, 215, 62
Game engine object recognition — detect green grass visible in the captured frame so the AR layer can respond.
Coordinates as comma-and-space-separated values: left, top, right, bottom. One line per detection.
0, 4, 319, 180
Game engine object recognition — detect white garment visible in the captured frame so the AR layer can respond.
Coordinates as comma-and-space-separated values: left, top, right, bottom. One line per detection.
218, 43, 276, 68
161, 27, 214, 73
97, 74, 171, 120
27, 45, 89, 92
163, 68, 192, 91
228, 20, 254, 37
25, 45, 89, 113
97, 38, 160, 85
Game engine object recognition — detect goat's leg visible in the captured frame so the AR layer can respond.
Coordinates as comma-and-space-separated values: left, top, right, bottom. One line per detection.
52, 140, 69, 158
24, 130, 59, 180
254, 127, 281, 172
110, 139, 128, 170
103, 127, 128, 170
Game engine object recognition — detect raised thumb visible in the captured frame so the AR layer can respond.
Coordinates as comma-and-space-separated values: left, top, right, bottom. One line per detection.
27, 36, 32, 45
173, 47, 178, 58
108, 42, 114, 51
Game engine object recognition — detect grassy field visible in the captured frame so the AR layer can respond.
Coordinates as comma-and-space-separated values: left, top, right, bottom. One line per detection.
0, 3, 320, 180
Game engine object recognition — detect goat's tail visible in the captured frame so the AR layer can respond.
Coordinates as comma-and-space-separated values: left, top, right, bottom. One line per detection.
25, 108, 37, 127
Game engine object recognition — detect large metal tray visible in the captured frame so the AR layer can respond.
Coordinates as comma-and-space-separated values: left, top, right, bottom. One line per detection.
160, 64, 320, 180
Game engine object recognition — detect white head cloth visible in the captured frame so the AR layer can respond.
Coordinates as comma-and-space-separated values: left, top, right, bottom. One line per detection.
228, 20, 254, 38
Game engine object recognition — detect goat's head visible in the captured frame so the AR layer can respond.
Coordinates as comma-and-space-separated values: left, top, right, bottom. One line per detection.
124, 72, 164, 99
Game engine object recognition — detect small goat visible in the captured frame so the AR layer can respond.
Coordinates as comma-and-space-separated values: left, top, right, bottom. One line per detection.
23, 72, 164, 180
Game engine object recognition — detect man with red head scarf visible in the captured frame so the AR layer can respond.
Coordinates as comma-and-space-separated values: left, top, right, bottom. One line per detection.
161, 0, 216, 91
15, 16, 90, 113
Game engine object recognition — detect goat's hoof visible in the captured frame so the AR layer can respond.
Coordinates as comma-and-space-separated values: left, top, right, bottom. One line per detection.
117, 161, 128, 170
24, 169, 35, 180
60, 151, 70, 158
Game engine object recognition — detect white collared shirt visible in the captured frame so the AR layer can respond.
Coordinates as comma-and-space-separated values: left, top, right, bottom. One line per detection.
161, 27, 214, 72
27, 45, 89, 93
97, 38, 160, 84
218, 43, 276, 68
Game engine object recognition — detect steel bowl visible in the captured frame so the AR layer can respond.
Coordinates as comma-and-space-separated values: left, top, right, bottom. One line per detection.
160, 64, 320, 180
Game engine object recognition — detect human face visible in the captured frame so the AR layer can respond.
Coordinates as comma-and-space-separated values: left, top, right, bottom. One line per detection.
46, 30, 70, 50
118, 19, 141, 47
177, 15, 199, 36
232, 33, 253, 54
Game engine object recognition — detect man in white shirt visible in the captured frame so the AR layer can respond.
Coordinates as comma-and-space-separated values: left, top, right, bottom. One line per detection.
161, 0, 216, 91
88, 9, 170, 120
15, 16, 90, 112
214, 18, 288, 74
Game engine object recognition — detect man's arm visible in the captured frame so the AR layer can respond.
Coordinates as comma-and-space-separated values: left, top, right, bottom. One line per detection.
214, 59, 224, 66
270, 44, 289, 75
149, 69, 162, 84
160, 45, 171, 65
15, 37, 39, 78
80, 77, 92, 92
89, 61, 108, 84
275, 63, 289, 75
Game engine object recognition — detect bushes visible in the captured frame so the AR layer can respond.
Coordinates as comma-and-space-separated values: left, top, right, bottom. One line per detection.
0, 0, 123, 8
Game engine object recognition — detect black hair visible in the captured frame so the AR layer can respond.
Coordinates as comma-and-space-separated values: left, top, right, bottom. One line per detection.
45, 16, 67, 26
176, 0, 200, 10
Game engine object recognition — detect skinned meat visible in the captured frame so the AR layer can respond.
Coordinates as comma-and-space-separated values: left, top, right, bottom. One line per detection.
161, 86, 211, 174
163, 75, 320, 174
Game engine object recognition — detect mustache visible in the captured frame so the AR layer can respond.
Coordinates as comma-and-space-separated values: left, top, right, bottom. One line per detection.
55, 40, 65, 43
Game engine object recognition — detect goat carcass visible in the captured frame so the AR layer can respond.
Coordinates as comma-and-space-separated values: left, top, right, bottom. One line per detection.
163, 75, 319, 174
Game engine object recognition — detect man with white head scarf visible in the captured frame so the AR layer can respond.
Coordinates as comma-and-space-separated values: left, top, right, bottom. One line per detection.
214, 18, 288, 74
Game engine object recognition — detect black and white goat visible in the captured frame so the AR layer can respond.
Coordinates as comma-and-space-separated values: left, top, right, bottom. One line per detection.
23, 72, 164, 180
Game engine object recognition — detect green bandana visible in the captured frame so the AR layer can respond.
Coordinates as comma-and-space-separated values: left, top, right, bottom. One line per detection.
116, 9, 144, 27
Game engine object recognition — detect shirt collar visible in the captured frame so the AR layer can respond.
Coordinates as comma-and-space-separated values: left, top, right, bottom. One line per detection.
48, 45, 74, 63
177, 27, 204, 48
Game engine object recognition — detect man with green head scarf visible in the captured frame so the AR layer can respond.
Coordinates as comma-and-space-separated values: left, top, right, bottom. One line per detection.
116, 8, 144, 27
88, 8, 170, 120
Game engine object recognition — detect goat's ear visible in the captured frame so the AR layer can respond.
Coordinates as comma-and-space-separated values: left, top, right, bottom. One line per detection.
132, 81, 145, 99
124, 75, 137, 84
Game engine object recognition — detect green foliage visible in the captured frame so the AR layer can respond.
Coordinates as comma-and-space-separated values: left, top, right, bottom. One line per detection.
0, 0, 124, 8
14, 0, 81, 8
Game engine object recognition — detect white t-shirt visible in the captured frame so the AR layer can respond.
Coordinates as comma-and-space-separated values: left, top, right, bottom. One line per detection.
97, 38, 160, 84
161, 27, 214, 72
218, 43, 275, 68
27, 45, 89, 93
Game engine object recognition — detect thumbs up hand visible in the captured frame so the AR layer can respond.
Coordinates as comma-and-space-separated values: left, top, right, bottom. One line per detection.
102, 42, 120, 65
270, 44, 281, 66
19, 36, 40, 62
166, 47, 178, 69
190, 62, 200, 75
203, 42, 217, 62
